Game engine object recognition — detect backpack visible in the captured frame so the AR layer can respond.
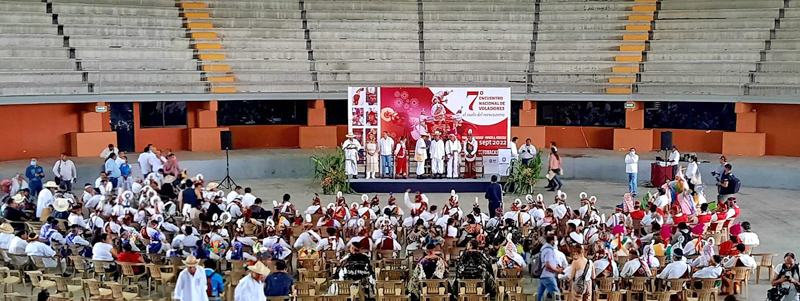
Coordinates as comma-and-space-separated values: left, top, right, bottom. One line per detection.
206, 272, 218, 297
530, 252, 545, 278
729, 174, 741, 194
572, 260, 591, 294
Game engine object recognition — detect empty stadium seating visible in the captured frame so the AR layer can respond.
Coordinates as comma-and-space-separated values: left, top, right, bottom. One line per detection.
0, 0, 799, 97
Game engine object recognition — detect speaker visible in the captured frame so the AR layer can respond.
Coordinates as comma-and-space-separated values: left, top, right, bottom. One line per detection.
660, 131, 673, 151
220, 130, 233, 150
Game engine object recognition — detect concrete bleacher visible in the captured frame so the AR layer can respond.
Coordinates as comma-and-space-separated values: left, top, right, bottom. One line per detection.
751, 0, 800, 96
305, 0, 421, 92
422, 0, 533, 93
534, 0, 648, 94
639, 0, 783, 95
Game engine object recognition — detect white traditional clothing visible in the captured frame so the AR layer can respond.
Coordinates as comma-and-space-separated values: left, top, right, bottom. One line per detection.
657, 258, 690, 279
262, 236, 292, 260
36, 188, 55, 218
693, 265, 723, 279
234, 275, 267, 301
365, 142, 379, 179
414, 138, 428, 176
294, 230, 321, 249
620, 258, 651, 278
316, 236, 345, 254
26, 241, 60, 268
430, 138, 445, 175
445, 138, 462, 178
342, 138, 362, 177
173, 268, 209, 301
724, 254, 757, 269
241, 193, 256, 208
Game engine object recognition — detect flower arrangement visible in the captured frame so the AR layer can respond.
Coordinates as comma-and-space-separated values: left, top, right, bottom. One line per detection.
311, 147, 354, 195
504, 151, 543, 195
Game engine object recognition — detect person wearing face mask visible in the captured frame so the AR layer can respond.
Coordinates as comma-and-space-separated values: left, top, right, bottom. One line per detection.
25, 157, 45, 198
625, 147, 639, 197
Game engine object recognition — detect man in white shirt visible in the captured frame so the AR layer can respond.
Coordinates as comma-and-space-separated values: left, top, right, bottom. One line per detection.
149, 147, 165, 175
738, 221, 760, 249
668, 145, 680, 174
8, 232, 29, 255
509, 137, 519, 159
342, 133, 362, 179
379, 131, 395, 178
724, 245, 757, 269
518, 138, 537, 165
233, 261, 269, 301
620, 250, 651, 277
52, 153, 77, 192
316, 228, 345, 255
99, 144, 119, 159
693, 255, 724, 279
226, 186, 242, 204
36, 181, 58, 218
138, 144, 154, 176
657, 249, 690, 279
414, 133, 429, 179
0, 224, 15, 260
444, 134, 461, 179
625, 148, 639, 197
429, 131, 446, 179
26, 240, 60, 269
241, 188, 256, 208
293, 221, 321, 249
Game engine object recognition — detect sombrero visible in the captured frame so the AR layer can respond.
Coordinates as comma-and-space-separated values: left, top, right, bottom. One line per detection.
247, 261, 271, 275
53, 197, 71, 212
0, 223, 14, 234
43, 181, 58, 189
182, 255, 201, 267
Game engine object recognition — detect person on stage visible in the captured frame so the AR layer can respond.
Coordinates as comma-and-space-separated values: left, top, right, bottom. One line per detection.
430, 131, 446, 179
394, 136, 408, 179
415, 133, 429, 179
462, 129, 479, 179
342, 133, 362, 179
445, 133, 462, 179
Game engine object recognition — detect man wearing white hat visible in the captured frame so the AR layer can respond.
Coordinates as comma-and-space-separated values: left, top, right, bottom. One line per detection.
174, 255, 209, 301
414, 133, 429, 179
0, 224, 15, 261
52, 197, 71, 220
234, 261, 270, 301
430, 131, 446, 179
36, 181, 58, 219
462, 129, 479, 179
342, 133, 362, 179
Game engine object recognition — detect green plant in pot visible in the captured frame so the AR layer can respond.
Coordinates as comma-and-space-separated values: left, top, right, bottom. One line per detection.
311, 147, 354, 195
504, 151, 543, 195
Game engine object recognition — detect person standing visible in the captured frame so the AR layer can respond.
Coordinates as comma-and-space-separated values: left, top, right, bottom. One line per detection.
163, 153, 181, 177
265, 260, 294, 297
342, 133, 361, 179
394, 136, 408, 179
568, 245, 594, 301
668, 145, 680, 176
712, 155, 728, 182
625, 148, 639, 197
462, 129, 479, 179
104, 153, 121, 188
137, 144, 154, 177
716, 163, 736, 203
537, 235, 564, 301
484, 175, 503, 218
173, 256, 209, 301
25, 157, 45, 198
430, 131, 446, 179
546, 144, 563, 191
365, 134, 379, 179
234, 261, 270, 301
518, 138, 537, 165
509, 137, 519, 160
685, 155, 700, 191
445, 134, 462, 179
414, 133, 429, 179
36, 181, 58, 220
52, 153, 77, 192
379, 131, 395, 178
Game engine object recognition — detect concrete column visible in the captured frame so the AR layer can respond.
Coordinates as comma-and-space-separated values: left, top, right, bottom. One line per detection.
70, 102, 117, 157
723, 102, 765, 156
613, 101, 653, 151
188, 100, 226, 151
300, 99, 338, 149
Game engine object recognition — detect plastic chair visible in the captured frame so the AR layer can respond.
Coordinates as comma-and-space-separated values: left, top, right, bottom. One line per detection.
497, 278, 523, 301
51, 274, 83, 297
106, 281, 141, 300
754, 253, 776, 284
295, 281, 319, 296
119, 262, 147, 286
69, 255, 92, 279
83, 278, 113, 298
458, 279, 490, 301
421, 279, 448, 296
728, 267, 750, 295
644, 291, 672, 301
0, 267, 22, 294
92, 260, 116, 281
377, 280, 404, 296
685, 289, 718, 301
30, 255, 62, 274
627, 277, 652, 301
25, 271, 55, 295
379, 269, 407, 281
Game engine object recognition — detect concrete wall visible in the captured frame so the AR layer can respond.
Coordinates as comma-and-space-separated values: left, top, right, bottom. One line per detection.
753, 103, 800, 157
0, 103, 81, 160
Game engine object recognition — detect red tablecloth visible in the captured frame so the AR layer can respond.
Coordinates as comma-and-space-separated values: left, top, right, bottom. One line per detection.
650, 163, 675, 187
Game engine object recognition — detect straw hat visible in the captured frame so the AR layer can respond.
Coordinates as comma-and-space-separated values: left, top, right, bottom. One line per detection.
182, 255, 201, 267
0, 223, 14, 234
247, 261, 271, 275
345, 132, 356, 138
43, 181, 58, 189
206, 182, 220, 190
12, 194, 24, 204
53, 197, 71, 212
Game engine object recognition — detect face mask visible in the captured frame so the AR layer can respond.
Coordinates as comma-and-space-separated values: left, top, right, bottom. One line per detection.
631, 151, 636, 155
30, 161, 36, 166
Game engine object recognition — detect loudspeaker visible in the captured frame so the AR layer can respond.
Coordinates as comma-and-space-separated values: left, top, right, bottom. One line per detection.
660, 131, 673, 150
220, 131, 233, 150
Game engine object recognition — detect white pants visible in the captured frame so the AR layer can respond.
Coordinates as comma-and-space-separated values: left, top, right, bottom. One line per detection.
432, 158, 444, 174
447, 154, 460, 178
416, 160, 425, 175
345, 160, 357, 176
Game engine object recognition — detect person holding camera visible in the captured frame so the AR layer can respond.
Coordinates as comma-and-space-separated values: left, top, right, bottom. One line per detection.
771, 253, 800, 301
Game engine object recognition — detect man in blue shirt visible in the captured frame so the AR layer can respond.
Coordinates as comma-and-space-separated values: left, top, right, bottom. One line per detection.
25, 157, 45, 198
537, 235, 564, 301
484, 175, 503, 217
204, 259, 224, 298
265, 259, 294, 297
104, 153, 121, 188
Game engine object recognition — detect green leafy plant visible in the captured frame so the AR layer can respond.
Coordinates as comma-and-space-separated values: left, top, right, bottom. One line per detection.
311, 147, 354, 195
504, 151, 543, 195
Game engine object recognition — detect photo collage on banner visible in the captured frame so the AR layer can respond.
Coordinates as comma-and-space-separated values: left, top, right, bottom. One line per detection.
348, 87, 380, 161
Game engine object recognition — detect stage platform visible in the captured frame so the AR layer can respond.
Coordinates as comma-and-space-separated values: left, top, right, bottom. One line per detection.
349, 177, 494, 193
0, 147, 798, 190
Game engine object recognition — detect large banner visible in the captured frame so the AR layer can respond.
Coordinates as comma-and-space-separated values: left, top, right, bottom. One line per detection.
348, 87, 511, 158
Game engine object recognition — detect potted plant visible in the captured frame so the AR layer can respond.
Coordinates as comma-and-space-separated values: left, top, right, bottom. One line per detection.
311, 147, 354, 195
504, 151, 543, 195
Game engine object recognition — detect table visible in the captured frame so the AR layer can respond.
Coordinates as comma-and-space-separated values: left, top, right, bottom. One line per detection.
650, 163, 675, 187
